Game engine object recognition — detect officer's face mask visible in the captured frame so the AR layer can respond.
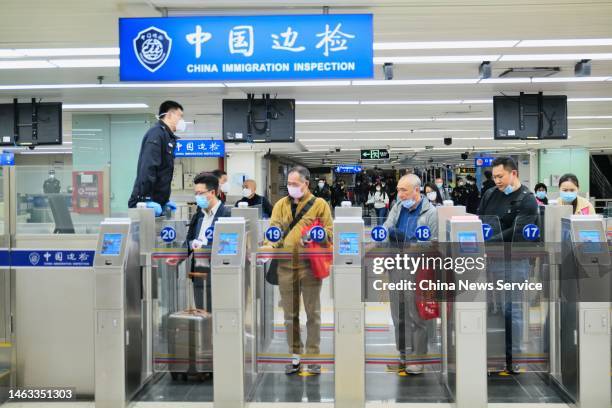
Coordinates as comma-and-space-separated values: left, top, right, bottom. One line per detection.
175, 119, 187, 133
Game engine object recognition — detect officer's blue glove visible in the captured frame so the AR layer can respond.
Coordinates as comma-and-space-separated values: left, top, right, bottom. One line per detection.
146, 201, 163, 217
165, 201, 177, 212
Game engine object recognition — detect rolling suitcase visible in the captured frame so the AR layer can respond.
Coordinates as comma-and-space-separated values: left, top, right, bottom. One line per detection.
168, 272, 213, 380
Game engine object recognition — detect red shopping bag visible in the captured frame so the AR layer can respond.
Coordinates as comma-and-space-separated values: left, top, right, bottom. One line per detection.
415, 268, 440, 320
301, 219, 332, 280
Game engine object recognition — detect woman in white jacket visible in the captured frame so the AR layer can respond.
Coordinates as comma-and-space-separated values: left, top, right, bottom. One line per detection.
367, 183, 390, 225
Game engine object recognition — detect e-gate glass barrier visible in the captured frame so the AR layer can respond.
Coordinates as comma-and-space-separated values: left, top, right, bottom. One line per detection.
252, 216, 334, 403
0, 169, 8, 403
485, 213, 567, 404
13, 165, 108, 234
362, 217, 449, 404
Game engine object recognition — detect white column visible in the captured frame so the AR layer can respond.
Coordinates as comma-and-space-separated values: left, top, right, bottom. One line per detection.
226, 151, 264, 195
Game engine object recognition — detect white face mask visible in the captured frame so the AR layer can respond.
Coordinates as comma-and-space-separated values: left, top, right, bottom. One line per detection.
376, 186, 381, 191
220, 182, 230, 194
242, 188, 252, 198
288, 185, 304, 199
318, 182, 324, 188
427, 192, 438, 202
175, 118, 187, 133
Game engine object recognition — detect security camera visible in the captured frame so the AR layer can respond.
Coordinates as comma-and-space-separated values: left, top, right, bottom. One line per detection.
383, 63, 394, 80
335, 147, 341, 153
461, 152, 469, 160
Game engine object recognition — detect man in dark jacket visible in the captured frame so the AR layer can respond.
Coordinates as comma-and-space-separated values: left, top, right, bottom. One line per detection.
477, 157, 538, 374
465, 175, 481, 214
313, 178, 332, 203
482, 170, 496, 192
128, 100, 185, 215
235, 179, 273, 217
186, 172, 231, 310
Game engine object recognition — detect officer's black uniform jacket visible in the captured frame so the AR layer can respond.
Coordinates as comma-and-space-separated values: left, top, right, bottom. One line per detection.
128, 121, 177, 208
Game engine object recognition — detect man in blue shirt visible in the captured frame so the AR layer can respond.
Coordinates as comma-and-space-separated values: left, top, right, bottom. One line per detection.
383, 174, 438, 374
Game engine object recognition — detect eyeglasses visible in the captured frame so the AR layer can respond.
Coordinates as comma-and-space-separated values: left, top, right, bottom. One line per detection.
195, 190, 211, 196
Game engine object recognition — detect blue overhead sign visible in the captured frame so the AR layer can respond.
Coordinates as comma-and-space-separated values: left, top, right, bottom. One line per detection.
174, 139, 224, 158
475, 157, 495, 167
119, 14, 373, 81
335, 165, 362, 174
0, 152, 14, 166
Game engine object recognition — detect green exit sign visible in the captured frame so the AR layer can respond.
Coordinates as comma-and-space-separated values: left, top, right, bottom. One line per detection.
360, 149, 389, 160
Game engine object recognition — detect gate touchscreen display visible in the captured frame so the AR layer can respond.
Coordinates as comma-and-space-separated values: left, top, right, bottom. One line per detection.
101, 233, 123, 256
338, 232, 359, 255
457, 231, 478, 254
219, 233, 239, 255
578, 230, 603, 253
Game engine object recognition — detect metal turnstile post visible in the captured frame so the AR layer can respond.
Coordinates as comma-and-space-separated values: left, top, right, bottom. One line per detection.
446, 216, 487, 408
333, 216, 365, 408
542, 204, 572, 380
558, 215, 610, 408
128, 207, 155, 380
437, 204, 466, 379
93, 218, 143, 408
211, 218, 248, 408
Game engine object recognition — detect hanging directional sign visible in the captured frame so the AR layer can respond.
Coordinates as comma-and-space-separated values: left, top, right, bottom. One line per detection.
474, 157, 495, 167
360, 149, 389, 160
174, 139, 225, 158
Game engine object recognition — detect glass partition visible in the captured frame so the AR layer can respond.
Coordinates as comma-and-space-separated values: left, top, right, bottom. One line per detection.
0, 168, 8, 402
14, 165, 107, 234
253, 216, 334, 403
363, 216, 449, 404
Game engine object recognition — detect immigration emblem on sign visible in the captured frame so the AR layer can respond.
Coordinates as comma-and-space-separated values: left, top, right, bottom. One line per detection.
133, 26, 173, 72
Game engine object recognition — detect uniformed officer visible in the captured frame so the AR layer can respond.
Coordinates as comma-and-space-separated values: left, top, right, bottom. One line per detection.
43, 169, 61, 194
128, 101, 185, 215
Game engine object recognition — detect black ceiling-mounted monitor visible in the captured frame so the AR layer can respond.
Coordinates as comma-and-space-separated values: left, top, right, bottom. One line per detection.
0, 100, 63, 146
223, 96, 295, 143
493, 94, 567, 140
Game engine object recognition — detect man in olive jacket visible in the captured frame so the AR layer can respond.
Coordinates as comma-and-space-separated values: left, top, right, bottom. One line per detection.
264, 166, 333, 376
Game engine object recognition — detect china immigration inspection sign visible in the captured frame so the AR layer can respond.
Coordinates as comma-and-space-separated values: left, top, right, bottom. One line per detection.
119, 14, 373, 81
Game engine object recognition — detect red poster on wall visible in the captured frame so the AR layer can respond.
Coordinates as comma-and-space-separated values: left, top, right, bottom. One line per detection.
72, 171, 104, 214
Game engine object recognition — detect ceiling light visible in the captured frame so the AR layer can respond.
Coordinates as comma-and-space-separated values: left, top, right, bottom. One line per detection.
356, 117, 491, 123
104, 83, 225, 88
0, 60, 55, 69
532, 76, 611, 83
296, 101, 359, 105
567, 97, 612, 102
373, 55, 500, 64
0, 47, 119, 58
500, 53, 612, 61
517, 39, 612, 47
478, 78, 531, 84
295, 119, 355, 123
352, 79, 478, 86
569, 127, 612, 130
568, 115, 612, 119
373, 40, 519, 50
225, 81, 351, 87
0, 83, 226, 90
361, 99, 464, 105
63, 103, 149, 110
50, 58, 119, 68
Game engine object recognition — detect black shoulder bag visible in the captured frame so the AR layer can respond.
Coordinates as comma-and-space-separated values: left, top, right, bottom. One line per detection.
265, 196, 317, 285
